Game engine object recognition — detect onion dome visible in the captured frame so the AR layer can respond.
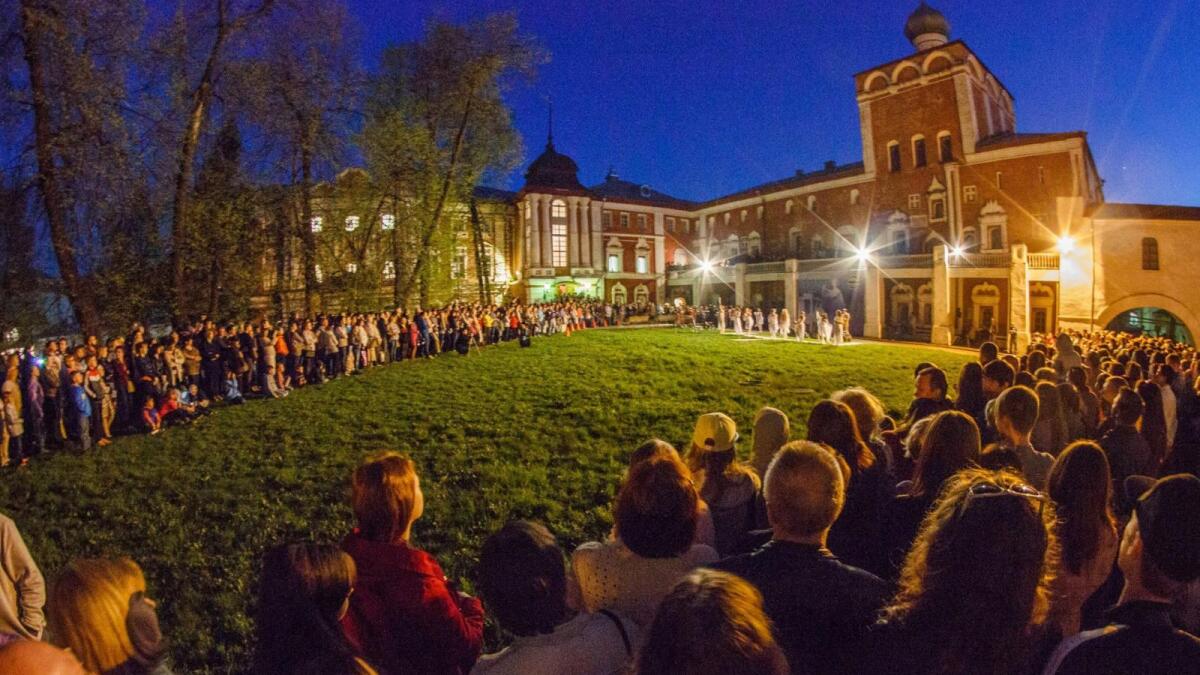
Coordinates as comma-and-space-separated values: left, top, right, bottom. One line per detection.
904, 2, 950, 50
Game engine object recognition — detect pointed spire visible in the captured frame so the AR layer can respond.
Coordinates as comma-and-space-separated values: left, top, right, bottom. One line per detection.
546, 96, 555, 149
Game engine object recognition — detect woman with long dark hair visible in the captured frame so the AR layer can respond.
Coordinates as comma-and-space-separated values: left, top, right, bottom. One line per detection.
954, 362, 987, 430
1136, 381, 1168, 471
862, 469, 1057, 674
1033, 382, 1068, 455
1045, 442, 1117, 637
255, 543, 374, 674
806, 400, 891, 576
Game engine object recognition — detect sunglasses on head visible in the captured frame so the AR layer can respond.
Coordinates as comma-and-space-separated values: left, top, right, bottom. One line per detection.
959, 480, 1047, 518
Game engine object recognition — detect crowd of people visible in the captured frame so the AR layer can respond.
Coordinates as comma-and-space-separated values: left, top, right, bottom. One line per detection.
1, 327, 1200, 674
671, 304, 855, 344
0, 300, 669, 467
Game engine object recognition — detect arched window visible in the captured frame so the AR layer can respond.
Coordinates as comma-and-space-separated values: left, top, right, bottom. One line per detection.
888, 141, 901, 172
789, 227, 804, 256
912, 135, 927, 168
785, 200, 794, 215
811, 235, 826, 258
550, 199, 568, 266
807, 195, 817, 211
850, 189, 860, 205
634, 285, 650, 306
937, 131, 953, 163
673, 248, 688, 266
746, 232, 762, 257
1142, 238, 1159, 270
611, 283, 627, 305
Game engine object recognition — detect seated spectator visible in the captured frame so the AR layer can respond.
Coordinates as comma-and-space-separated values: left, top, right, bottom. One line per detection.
1045, 474, 1200, 674
141, 398, 162, 435
1046, 441, 1118, 638
627, 440, 715, 549
882, 410, 980, 579
157, 390, 195, 428
570, 454, 718, 627
860, 469, 1056, 674
0, 511, 44, 641
341, 452, 484, 674
255, 542, 374, 675
806, 400, 892, 576
715, 441, 888, 673
223, 372, 245, 405
954, 361, 988, 432
749, 407, 789, 479
474, 520, 636, 675
832, 388, 890, 473
1068, 366, 1100, 434
901, 366, 954, 429
47, 557, 172, 675
687, 413, 760, 556
995, 385, 1056, 489
633, 568, 788, 675
0, 640, 88, 675
267, 363, 290, 398
1099, 389, 1153, 509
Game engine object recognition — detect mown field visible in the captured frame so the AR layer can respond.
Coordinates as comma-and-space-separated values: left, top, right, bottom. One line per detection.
0, 328, 971, 673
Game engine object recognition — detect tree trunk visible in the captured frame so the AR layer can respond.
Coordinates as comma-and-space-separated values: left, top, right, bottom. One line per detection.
296, 137, 320, 316
19, 1, 102, 336
468, 198, 489, 303
272, 203, 287, 317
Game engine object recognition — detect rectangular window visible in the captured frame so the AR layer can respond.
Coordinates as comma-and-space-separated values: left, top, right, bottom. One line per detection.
1038, 166, 1045, 185
382, 261, 395, 280
346, 262, 357, 273
964, 185, 977, 203
602, 212, 611, 228
637, 214, 647, 230
381, 214, 395, 230
452, 246, 468, 278
620, 213, 629, 229
636, 255, 648, 274
996, 172, 1003, 190
345, 215, 359, 231
1143, 238, 1160, 270
889, 144, 901, 172
310, 216, 323, 233
314, 264, 323, 282
682, 220, 690, 234
939, 135, 953, 162
667, 217, 675, 232
914, 139, 927, 167
551, 223, 568, 267
607, 254, 621, 273
551, 201, 568, 219
908, 194, 921, 210
930, 197, 946, 221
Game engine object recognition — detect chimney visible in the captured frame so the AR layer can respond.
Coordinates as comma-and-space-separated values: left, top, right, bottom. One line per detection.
824, 160, 837, 171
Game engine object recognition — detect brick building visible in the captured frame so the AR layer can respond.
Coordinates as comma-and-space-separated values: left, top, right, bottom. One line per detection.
510, 2, 1200, 348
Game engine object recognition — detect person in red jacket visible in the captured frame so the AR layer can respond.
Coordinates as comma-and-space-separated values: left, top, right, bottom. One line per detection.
341, 452, 484, 674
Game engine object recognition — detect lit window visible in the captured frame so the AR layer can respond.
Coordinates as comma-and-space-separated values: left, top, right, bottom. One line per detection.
620, 213, 629, 228
452, 246, 468, 278
682, 220, 690, 234
3, 328, 18, 342
636, 256, 648, 274
382, 261, 395, 280
988, 226, 1003, 250
807, 195, 816, 211
756, 205, 764, 220
551, 201, 568, 219
740, 210, 747, 223
602, 212, 611, 227
607, 254, 621, 273
908, 194, 921, 210
786, 200, 794, 214
310, 216, 323, 233
382, 214, 395, 230
345, 215, 359, 231
314, 264, 323, 282
1142, 238, 1159, 270
551, 222, 567, 267
964, 185, 977, 203
850, 189, 860, 205
346, 262, 357, 273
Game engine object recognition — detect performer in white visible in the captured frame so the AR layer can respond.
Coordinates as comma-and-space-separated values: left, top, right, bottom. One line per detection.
841, 310, 852, 343
733, 307, 743, 334
742, 307, 753, 334
820, 312, 834, 343
718, 305, 727, 334
767, 309, 779, 338
779, 308, 791, 338
795, 310, 807, 341
753, 308, 763, 333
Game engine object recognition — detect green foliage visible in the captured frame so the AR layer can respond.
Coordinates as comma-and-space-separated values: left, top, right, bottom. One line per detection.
0, 329, 969, 673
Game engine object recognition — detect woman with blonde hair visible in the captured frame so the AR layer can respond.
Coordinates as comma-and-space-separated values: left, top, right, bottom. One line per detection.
47, 558, 171, 675
628, 440, 716, 548
634, 568, 787, 675
687, 413, 761, 556
749, 407, 790, 479
341, 452, 484, 674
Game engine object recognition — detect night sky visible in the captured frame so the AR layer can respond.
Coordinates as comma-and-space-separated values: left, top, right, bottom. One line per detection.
354, 0, 1200, 206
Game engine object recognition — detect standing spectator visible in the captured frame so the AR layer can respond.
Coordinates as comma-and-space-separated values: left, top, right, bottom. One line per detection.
0, 511, 45, 641
995, 385, 1056, 489
474, 521, 636, 675
687, 413, 760, 556
1057, 382, 1088, 444
1153, 365, 1178, 452
633, 569, 788, 675
749, 407, 790, 480
1069, 366, 1101, 435
1100, 390, 1153, 509
1045, 474, 1200, 674
254, 542, 374, 675
67, 371, 91, 452
47, 558, 171, 675
859, 469, 1056, 674
715, 441, 888, 673
23, 365, 44, 458
806, 400, 891, 576
569, 454, 718, 627
1033, 381, 1069, 455
954, 362, 988, 432
341, 452, 484, 674
0, 388, 23, 467
1046, 442, 1118, 638
1136, 381, 1168, 472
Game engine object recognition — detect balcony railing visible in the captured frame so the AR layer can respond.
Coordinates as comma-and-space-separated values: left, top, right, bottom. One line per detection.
1027, 253, 1060, 270
876, 254, 933, 269
745, 261, 788, 274
950, 252, 1010, 268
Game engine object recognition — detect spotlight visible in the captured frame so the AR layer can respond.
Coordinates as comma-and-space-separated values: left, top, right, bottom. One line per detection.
949, 245, 964, 257
1056, 235, 1075, 254
853, 247, 870, 263
699, 259, 714, 273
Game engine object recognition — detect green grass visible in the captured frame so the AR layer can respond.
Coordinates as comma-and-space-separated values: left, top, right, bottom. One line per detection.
0, 328, 970, 673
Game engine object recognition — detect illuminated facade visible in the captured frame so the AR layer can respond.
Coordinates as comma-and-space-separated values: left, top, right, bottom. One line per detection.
508, 2, 1200, 347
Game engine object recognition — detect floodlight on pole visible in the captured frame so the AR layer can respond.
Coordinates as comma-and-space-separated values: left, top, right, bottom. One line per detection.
1056, 235, 1075, 254
699, 259, 714, 273
853, 247, 870, 263
949, 245, 965, 258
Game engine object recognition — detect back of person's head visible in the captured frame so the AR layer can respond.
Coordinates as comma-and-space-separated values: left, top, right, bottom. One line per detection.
1035, 381, 1062, 421
256, 543, 365, 675
1124, 474, 1200, 598
912, 411, 981, 498
1112, 388, 1143, 426
979, 341, 999, 364
831, 388, 884, 442
914, 362, 934, 377
351, 452, 421, 543
616, 455, 698, 559
886, 469, 1056, 671
1067, 366, 1089, 391
47, 558, 150, 674
1035, 367, 1057, 382
983, 358, 1015, 388
764, 441, 845, 540
0, 640, 87, 675
1056, 382, 1081, 414
955, 362, 985, 409
477, 521, 569, 637
630, 439, 679, 468
634, 569, 788, 675
1028, 351, 1047, 372
1014, 371, 1036, 388
997, 385, 1039, 436
806, 399, 874, 475
1047, 442, 1114, 576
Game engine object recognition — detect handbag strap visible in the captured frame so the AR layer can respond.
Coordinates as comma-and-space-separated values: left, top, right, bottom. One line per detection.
598, 609, 632, 656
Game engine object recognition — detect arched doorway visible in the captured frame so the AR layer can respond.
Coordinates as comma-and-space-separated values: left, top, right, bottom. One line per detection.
1106, 307, 1194, 346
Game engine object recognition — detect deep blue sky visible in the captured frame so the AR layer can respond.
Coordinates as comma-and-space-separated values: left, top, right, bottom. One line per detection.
355, 0, 1200, 206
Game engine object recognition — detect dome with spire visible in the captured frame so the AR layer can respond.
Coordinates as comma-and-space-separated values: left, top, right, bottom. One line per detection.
904, 2, 950, 50
523, 140, 584, 192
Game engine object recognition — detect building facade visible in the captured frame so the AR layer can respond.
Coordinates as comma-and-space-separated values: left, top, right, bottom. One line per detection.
506, 2, 1199, 347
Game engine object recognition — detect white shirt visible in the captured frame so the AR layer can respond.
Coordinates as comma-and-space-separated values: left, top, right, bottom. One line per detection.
568, 539, 717, 627
471, 611, 637, 675
1160, 383, 1177, 449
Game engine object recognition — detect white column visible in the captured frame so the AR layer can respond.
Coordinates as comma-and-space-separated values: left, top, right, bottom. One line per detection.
529, 196, 542, 269
735, 263, 748, 306
567, 197, 580, 268
590, 202, 603, 271
580, 198, 592, 269
539, 196, 552, 269
784, 259, 799, 321
863, 264, 883, 339
1009, 243, 1031, 353
931, 244, 953, 345
653, 212, 666, 275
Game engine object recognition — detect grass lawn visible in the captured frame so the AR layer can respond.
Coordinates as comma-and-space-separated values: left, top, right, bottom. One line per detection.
0, 328, 971, 673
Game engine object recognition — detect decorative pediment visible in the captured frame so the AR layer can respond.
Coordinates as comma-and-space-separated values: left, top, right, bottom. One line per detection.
927, 177, 946, 193
980, 200, 1006, 217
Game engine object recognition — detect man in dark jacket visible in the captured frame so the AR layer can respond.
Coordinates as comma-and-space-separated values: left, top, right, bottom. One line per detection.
1100, 389, 1153, 512
714, 440, 889, 674
1045, 474, 1200, 674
